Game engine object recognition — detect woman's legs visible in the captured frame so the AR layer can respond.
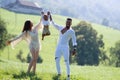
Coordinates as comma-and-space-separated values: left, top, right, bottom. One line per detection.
27, 48, 35, 73
32, 50, 39, 73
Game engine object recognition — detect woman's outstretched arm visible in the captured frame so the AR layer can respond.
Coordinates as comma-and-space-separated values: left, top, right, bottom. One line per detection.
33, 18, 43, 31
7, 32, 25, 48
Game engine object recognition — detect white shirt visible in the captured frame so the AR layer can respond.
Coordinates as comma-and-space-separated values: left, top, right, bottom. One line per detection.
52, 21, 77, 46
41, 15, 51, 26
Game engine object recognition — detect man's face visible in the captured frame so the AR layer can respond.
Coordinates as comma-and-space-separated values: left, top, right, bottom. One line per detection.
66, 20, 72, 29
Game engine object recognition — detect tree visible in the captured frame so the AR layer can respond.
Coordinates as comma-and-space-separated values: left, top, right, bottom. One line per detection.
109, 40, 120, 67
16, 50, 26, 62
70, 21, 105, 65
27, 53, 31, 63
0, 17, 11, 50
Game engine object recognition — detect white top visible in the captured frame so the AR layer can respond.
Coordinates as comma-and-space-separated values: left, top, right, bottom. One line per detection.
41, 15, 51, 26
10, 21, 42, 50
52, 21, 77, 46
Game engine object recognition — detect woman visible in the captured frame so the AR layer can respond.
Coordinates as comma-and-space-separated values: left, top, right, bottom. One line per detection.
7, 18, 42, 74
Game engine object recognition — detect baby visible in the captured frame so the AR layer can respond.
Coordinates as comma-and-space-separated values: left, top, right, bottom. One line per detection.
41, 11, 51, 40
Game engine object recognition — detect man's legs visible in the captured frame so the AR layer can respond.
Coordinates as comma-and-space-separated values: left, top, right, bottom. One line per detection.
55, 47, 62, 75
55, 57, 61, 75
63, 47, 70, 78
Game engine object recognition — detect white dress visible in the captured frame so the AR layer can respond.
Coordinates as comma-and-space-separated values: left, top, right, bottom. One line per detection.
10, 21, 42, 51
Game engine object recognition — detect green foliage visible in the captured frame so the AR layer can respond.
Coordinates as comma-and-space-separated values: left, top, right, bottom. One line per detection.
0, 16, 14, 51
26, 53, 43, 63
0, 17, 9, 50
37, 55, 43, 63
99, 48, 109, 65
72, 21, 105, 65
1, 60, 120, 80
109, 40, 120, 67
16, 50, 26, 62
17, 50, 43, 63
26, 53, 31, 63
98, 35, 109, 65
13, 71, 42, 80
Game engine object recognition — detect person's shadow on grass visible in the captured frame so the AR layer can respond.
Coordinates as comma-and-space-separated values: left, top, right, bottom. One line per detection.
52, 74, 66, 80
12, 71, 41, 80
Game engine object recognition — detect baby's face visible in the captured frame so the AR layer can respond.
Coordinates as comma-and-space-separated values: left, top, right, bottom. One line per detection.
43, 15, 48, 21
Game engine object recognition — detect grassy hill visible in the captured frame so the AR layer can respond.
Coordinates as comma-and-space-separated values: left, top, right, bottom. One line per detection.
0, 8, 120, 80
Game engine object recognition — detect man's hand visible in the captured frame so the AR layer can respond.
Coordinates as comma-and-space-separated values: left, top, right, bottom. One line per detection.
71, 46, 77, 56
72, 49, 76, 56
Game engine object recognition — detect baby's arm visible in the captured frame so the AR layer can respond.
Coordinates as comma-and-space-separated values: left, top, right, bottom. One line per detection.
47, 11, 51, 21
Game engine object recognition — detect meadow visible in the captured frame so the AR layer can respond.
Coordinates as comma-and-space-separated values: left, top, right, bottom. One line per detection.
0, 8, 120, 80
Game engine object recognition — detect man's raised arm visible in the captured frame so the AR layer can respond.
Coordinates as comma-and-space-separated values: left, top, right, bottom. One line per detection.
50, 14, 63, 31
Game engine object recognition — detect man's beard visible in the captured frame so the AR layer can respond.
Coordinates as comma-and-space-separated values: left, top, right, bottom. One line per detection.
66, 26, 70, 29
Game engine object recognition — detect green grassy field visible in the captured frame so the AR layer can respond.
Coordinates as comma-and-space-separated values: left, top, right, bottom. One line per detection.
1, 58, 120, 80
0, 8, 120, 80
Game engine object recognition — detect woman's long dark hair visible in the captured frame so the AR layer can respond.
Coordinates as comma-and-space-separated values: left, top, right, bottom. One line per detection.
22, 20, 32, 32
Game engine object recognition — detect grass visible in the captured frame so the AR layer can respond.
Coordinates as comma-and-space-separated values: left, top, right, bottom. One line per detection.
92, 23, 120, 49
0, 59, 120, 80
0, 8, 120, 80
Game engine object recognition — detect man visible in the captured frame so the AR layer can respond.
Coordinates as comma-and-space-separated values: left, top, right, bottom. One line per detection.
50, 14, 77, 80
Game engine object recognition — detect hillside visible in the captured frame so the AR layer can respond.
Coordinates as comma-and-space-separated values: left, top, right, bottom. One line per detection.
0, 8, 120, 80
31, 0, 120, 30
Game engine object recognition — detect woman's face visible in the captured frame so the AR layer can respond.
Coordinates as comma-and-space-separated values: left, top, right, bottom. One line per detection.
30, 22, 33, 27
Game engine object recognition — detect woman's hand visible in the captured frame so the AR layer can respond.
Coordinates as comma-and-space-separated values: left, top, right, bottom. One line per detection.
6, 40, 11, 46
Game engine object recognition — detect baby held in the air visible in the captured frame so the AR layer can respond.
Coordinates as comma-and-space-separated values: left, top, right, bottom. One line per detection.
41, 11, 51, 40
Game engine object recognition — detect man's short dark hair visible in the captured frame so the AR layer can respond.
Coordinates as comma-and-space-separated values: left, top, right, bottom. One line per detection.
67, 18, 72, 21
